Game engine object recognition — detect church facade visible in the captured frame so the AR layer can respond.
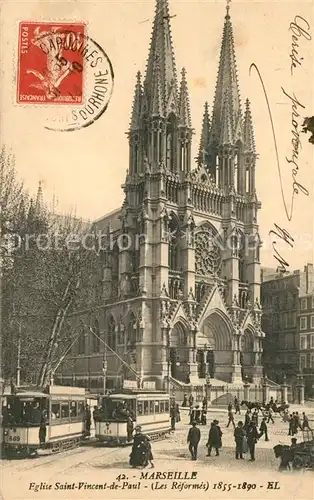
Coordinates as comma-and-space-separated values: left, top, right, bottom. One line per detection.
63, 0, 264, 391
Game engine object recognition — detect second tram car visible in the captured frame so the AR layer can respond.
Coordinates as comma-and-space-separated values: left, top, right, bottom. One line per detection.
95, 390, 171, 445
2, 385, 87, 457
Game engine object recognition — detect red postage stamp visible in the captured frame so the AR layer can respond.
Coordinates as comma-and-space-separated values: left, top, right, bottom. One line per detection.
17, 22, 86, 104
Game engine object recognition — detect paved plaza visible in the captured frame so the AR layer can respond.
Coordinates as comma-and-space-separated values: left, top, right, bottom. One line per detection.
1, 405, 313, 500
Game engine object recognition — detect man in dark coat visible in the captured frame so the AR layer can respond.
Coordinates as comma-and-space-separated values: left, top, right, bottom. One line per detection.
302, 412, 310, 430
244, 410, 251, 430
187, 421, 201, 460
206, 420, 222, 456
129, 425, 149, 468
259, 417, 269, 441
234, 421, 245, 460
39, 410, 48, 446
170, 405, 176, 430
85, 405, 91, 435
246, 422, 259, 461
234, 397, 241, 415
126, 414, 134, 442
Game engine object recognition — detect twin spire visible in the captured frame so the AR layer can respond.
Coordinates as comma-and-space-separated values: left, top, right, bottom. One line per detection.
129, 0, 192, 129
130, 0, 256, 156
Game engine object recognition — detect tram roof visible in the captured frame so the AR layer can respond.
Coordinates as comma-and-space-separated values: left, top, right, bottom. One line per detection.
108, 390, 169, 399
13, 391, 48, 398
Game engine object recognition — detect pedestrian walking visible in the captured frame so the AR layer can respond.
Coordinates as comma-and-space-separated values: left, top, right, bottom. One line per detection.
175, 403, 181, 423
288, 414, 294, 436
227, 408, 235, 429
92, 405, 99, 429
85, 404, 91, 436
206, 420, 222, 456
201, 406, 207, 426
295, 412, 302, 431
252, 409, 259, 427
182, 394, 188, 407
244, 410, 251, 430
146, 436, 154, 468
246, 422, 259, 461
129, 425, 150, 468
170, 405, 176, 430
234, 421, 246, 460
302, 412, 310, 430
234, 397, 241, 415
187, 421, 201, 461
195, 405, 201, 424
188, 394, 194, 408
267, 407, 275, 424
189, 406, 196, 425
259, 417, 269, 441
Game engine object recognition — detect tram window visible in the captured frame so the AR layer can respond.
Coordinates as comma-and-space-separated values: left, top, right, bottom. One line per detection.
165, 401, 169, 412
77, 402, 85, 418
61, 403, 69, 418
144, 401, 149, 415
154, 401, 160, 413
137, 401, 143, 415
70, 401, 77, 417
51, 402, 60, 419
149, 401, 154, 414
160, 401, 165, 413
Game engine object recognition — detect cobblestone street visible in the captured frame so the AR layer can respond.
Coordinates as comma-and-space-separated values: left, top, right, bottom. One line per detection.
1, 406, 313, 500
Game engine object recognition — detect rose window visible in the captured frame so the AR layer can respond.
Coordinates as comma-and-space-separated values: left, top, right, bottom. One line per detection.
195, 228, 222, 276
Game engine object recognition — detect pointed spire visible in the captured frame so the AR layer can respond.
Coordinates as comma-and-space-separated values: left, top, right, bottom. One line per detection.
130, 71, 143, 130
178, 68, 192, 127
220, 91, 233, 145
35, 181, 43, 213
210, 5, 242, 145
197, 102, 211, 165
243, 98, 256, 152
144, 0, 178, 116
151, 57, 163, 116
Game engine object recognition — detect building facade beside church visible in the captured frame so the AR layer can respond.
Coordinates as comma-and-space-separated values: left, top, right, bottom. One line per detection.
60, 0, 264, 391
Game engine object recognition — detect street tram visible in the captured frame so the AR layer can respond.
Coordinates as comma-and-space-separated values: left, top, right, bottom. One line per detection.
95, 390, 171, 446
2, 385, 87, 458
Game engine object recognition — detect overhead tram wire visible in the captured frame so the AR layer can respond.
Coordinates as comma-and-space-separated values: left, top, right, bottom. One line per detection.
49, 323, 138, 382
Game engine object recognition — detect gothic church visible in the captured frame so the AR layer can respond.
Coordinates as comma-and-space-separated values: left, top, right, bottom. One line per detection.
67, 0, 264, 390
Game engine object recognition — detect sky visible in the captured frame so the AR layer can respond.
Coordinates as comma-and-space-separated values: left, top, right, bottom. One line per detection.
1, 0, 313, 270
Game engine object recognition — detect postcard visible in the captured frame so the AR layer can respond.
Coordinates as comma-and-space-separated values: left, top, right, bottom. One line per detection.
0, 0, 313, 499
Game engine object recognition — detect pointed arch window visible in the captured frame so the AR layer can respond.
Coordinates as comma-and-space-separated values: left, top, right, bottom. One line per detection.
168, 214, 180, 271
215, 155, 220, 186
166, 114, 176, 172
127, 313, 137, 350
234, 152, 239, 190
245, 167, 250, 193
92, 319, 100, 353
112, 242, 119, 296
107, 315, 116, 350
78, 325, 85, 355
238, 232, 246, 283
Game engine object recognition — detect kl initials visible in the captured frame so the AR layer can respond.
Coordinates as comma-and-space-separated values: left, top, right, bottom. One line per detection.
17, 22, 86, 104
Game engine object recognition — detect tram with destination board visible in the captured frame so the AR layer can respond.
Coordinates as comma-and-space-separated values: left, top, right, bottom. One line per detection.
2, 386, 88, 458
94, 389, 172, 446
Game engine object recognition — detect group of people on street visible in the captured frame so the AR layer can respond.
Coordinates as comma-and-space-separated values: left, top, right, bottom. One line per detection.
288, 411, 310, 435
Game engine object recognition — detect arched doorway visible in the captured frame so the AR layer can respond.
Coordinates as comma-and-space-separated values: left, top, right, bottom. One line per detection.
200, 312, 233, 381
170, 322, 189, 382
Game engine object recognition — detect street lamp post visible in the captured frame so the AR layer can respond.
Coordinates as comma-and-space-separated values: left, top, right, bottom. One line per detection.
102, 356, 107, 396
206, 374, 211, 405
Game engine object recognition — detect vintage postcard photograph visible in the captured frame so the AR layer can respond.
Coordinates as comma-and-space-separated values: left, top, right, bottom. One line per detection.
0, 0, 313, 499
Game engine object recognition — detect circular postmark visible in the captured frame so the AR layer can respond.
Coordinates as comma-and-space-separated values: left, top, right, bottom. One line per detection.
17, 23, 114, 131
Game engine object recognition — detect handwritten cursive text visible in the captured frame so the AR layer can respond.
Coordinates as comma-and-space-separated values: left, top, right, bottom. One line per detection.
289, 15, 311, 75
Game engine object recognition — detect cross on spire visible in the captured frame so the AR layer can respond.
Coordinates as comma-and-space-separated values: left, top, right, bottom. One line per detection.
226, 0, 231, 17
